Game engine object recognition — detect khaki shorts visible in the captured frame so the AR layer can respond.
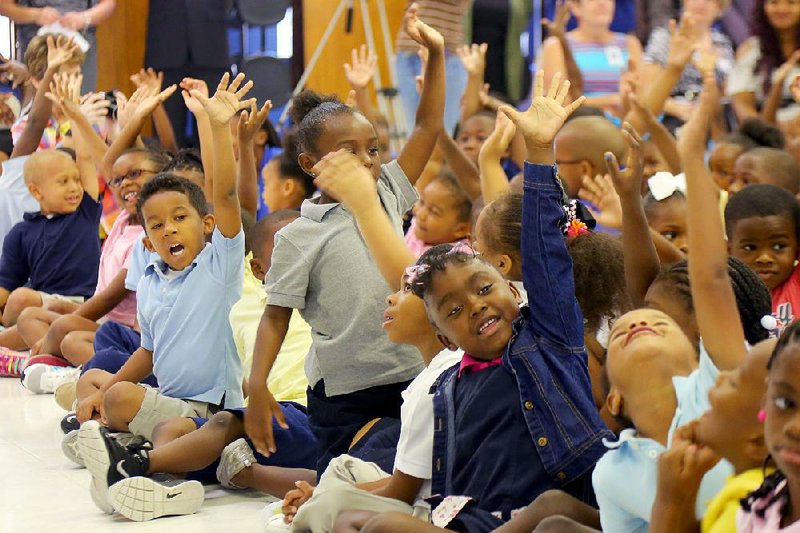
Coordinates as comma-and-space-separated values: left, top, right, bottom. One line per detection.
38, 292, 85, 306
128, 386, 220, 440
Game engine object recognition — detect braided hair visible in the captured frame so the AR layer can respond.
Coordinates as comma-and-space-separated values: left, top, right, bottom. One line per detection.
741, 321, 800, 518
651, 257, 772, 346
408, 243, 491, 304
290, 90, 361, 155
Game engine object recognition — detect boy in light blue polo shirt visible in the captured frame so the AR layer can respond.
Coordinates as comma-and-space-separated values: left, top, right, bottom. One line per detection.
74, 73, 260, 442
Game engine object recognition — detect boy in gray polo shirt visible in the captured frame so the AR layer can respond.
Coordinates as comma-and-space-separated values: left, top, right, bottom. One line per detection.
246, 6, 446, 476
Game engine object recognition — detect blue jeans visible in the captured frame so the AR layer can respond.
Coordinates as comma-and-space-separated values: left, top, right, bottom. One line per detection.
395, 51, 467, 136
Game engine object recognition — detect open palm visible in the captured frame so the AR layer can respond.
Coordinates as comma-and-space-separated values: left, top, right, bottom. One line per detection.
194, 72, 256, 126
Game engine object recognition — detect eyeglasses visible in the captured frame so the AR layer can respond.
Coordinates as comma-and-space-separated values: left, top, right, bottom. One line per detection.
110, 168, 157, 188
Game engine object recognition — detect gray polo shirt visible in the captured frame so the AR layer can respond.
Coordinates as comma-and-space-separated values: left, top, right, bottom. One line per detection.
265, 160, 423, 396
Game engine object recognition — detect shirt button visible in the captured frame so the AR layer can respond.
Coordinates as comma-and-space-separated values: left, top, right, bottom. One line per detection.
537, 437, 548, 447
557, 471, 567, 480
524, 401, 534, 410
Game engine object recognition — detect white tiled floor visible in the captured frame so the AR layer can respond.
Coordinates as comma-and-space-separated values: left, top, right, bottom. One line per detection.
0, 378, 270, 532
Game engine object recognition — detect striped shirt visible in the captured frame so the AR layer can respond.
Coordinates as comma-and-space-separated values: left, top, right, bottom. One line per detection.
566, 33, 630, 96
396, 0, 470, 54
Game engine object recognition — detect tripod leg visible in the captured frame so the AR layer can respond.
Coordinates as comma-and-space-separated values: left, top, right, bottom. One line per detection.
374, 0, 408, 142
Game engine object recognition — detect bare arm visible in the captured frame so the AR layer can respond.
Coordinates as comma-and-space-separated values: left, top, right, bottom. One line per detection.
152, 104, 177, 153
370, 470, 425, 505
180, 78, 214, 200
0, 0, 58, 24
396, 6, 445, 185
73, 269, 129, 321
680, 73, 746, 370
437, 132, 481, 201
236, 101, 272, 218
457, 43, 487, 122
478, 112, 516, 203
99, 347, 154, 393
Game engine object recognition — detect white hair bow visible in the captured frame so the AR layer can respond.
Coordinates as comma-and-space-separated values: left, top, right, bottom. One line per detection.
647, 172, 687, 201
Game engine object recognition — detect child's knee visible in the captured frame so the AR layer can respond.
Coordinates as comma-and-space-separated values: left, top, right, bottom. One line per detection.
3, 288, 42, 325
103, 382, 145, 428
360, 512, 419, 533
207, 410, 244, 441
534, 515, 581, 533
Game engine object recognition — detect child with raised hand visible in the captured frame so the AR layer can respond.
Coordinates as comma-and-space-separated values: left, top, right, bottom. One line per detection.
592, 71, 769, 533
739, 322, 800, 531
74, 71, 256, 434
246, 2, 445, 477
376, 71, 610, 530
477, 110, 517, 204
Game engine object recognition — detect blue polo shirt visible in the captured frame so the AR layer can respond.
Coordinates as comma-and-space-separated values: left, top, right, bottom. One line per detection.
136, 227, 245, 409
0, 192, 101, 297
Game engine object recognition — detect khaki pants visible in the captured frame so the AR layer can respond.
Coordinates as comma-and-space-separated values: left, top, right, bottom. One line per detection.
128, 386, 217, 440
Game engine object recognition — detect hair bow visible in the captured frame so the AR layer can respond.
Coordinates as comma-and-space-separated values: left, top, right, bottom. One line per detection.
647, 172, 687, 201
404, 264, 430, 286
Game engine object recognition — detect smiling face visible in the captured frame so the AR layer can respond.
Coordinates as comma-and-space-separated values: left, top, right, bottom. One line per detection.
109, 152, 162, 221
729, 214, 798, 290
413, 179, 470, 246
140, 190, 214, 271
383, 274, 436, 345
425, 259, 521, 359
299, 113, 381, 182
606, 308, 697, 406
456, 115, 494, 165
708, 142, 744, 192
765, 343, 800, 481
25, 152, 83, 215
646, 195, 689, 254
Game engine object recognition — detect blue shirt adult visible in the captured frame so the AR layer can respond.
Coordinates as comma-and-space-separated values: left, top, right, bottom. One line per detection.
0, 191, 101, 297
430, 162, 611, 527
136, 227, 245, 408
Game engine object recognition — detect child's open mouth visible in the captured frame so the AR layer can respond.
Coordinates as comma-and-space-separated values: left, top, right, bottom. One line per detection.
477, 317, 499, 336
169, 243, 185, 257
382, 311, 394, 327
122, 190, 138, 203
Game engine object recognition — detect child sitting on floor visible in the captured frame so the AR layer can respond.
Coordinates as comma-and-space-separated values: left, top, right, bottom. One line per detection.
725, 184, 800, 331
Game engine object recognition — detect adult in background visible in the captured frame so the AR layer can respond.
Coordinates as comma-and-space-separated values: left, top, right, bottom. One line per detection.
144, 0, 229, 148
395, 0, 470, 135
728, 0, 800, 126
0, 0, 116, 92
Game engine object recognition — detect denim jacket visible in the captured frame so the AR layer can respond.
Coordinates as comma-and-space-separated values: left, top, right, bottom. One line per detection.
431, 163, 613, 500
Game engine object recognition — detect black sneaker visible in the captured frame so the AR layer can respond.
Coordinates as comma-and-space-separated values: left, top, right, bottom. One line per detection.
60, 412, 80, 434
77, 421, 150, 512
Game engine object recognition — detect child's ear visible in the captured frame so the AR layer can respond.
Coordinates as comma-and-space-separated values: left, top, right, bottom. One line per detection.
507, 280, 522, 305
27, 182, 43, 202
497, 254, 514, 277
250, 257, 266, 281
297, 152, 318, 178
435, 332, 459, 351
203, 214, 216, 235
606, 388, 624, 417
579, 160, 593, 179
282, 177, 298, 198
142, 235, 156, 253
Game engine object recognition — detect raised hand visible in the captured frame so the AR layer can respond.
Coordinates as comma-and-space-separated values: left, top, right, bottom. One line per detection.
666, 16, 699, 70
605, 122, 644, 200
80, 91, 112, 124
45, 72, 83, 118
237, 99, 273, 143
191, 72, 256, 127
479, 110, 516, 161
180, 77, 209, 116
404, 2, 445, 52
456, 43, 488, 77
0, 58, 30, 89
130, 67, 164, 94
499, 71, 585, 158
578, 174, 623, 229
312, 149, 378, 214
542, 0, 571, 38
135, 84, 177, 119
677, 71, 716, 158
343, 45, 377, 90
60, 11, 87, 31
46, 35, 80, 71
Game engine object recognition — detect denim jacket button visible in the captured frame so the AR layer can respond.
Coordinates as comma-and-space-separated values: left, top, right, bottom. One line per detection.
524, 401, 534, 410
537, 437, 548, 447
556, 471, 567, 480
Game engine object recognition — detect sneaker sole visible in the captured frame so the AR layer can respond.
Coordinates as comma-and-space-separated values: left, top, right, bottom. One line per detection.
90, 476, 114, 514
77, 420, 113, 512
61, 429, 83, 467
109, 477, 204, 522
21, 364, 48, 393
